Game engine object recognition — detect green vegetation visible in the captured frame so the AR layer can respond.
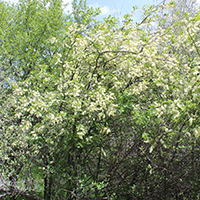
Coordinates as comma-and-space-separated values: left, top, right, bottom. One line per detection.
0, 0, 200, 199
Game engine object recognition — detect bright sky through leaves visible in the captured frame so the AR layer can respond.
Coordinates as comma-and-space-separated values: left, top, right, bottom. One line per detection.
3, 0, 162, 21
5, 0, 200, 21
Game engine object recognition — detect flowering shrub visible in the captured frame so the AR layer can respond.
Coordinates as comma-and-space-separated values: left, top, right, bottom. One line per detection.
0, 0, 199, 199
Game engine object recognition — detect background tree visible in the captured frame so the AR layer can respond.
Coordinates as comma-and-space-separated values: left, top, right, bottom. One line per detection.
0, 0, 200, 199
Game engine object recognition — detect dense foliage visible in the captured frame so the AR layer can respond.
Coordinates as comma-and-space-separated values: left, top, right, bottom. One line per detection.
0, 0, 200, 199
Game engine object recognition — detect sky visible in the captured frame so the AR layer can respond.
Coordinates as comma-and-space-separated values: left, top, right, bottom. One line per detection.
3, 0, 161, 23
86, 0, 156, 15
5, 0, 200, 22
